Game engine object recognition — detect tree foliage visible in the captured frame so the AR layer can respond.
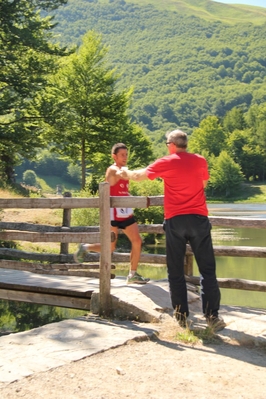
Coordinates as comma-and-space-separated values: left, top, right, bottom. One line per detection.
188, 116, 226, 157
44, 31, 153, 188
50, 0, 266, 156
208, 151, 244, 197
22, 170, 38, 187
0, 0, 70, 183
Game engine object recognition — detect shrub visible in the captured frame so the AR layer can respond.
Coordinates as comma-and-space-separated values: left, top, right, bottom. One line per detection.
22, 170, 38, 186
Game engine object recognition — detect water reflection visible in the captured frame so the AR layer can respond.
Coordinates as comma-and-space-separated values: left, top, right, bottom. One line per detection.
0, 300, 87, 335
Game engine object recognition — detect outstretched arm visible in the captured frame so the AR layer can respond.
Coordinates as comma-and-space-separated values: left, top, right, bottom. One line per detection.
117, 167, 148, 181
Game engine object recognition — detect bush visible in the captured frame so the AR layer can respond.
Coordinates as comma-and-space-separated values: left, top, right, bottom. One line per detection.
22, 170, 38, 186
66, 164, 82, 184
72, 190, 100, 226
129, 179, 164, 224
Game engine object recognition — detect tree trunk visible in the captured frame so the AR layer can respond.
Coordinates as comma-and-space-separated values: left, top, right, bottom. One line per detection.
81, 138, 86, 189
1, 154, 16, 183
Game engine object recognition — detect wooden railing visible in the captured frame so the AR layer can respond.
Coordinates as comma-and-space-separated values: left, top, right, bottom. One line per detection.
0, 182, 266, 315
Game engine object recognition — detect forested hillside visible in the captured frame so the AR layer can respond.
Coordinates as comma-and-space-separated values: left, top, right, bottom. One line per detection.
50, 0, 266, 153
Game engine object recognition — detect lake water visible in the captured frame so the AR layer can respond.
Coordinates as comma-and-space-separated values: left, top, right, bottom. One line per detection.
208, 203, 266, 309
118, 203, 266, 310
208, 203, 266, 219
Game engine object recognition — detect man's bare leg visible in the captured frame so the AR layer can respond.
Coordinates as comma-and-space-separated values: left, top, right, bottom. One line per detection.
123, 222, 142, 273
124, 222, 149, 284
73, 227, 118, 262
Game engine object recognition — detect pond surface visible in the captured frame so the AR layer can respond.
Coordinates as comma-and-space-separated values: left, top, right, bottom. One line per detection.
208, 203, 266, 218
0, 301, 87, 336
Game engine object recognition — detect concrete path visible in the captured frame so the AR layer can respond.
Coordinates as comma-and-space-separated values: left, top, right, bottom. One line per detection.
0, 278, 265, 384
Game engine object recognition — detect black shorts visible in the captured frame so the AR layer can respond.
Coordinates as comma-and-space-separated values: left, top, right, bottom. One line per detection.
111, 216, 136, 230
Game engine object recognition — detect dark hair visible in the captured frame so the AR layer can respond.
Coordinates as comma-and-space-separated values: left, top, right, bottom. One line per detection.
111, 143, 128, 155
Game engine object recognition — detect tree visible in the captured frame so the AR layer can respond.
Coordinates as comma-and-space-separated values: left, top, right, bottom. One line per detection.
44, 31, 153, 189
227, 104, 266, 181
188, 116, 226, 157
208, 151, 244, 197
226, 129, 249, 170
223, 107, 246, 133
22, 170, 38, 186
0, 0, 69, 183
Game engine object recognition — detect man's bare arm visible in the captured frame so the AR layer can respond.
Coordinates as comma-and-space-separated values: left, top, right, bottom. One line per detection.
118, 167, 148, 181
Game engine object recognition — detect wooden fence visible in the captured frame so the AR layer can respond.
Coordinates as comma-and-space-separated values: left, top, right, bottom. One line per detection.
0, 182, 266, 315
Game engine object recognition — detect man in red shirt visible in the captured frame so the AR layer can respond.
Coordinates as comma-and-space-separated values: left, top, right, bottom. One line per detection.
118, 130, 225, 331
74, 143, 149, 284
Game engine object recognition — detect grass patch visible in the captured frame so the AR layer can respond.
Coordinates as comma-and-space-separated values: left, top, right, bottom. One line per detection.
175, 325, 223, 345
207, 182, 266, 203
102, 0, 266, 25
175, 327, 200, 345
37, 174, 80, 194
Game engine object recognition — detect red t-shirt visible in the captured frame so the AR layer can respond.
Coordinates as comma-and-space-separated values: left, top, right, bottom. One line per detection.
110, 178, 133, 221
146, 152, 209, 219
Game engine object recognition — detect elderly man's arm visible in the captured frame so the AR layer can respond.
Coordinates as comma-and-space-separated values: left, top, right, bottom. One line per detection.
118, 167, 148, 181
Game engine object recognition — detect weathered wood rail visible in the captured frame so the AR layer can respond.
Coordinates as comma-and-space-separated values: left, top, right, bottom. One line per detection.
0, 185, 266, 314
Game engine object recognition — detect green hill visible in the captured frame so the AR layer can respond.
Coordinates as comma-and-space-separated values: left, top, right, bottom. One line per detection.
51, 0, 266, 155
125, 0, 266, 25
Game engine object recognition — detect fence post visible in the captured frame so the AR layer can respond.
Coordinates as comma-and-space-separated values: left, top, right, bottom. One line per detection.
184, 254, 193, 276
60, 191, 72, 255
99, 182, 112, 316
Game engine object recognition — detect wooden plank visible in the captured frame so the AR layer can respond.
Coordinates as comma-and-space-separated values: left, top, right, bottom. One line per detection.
0, 261, 116, 279
186, 276, 266, 292
184, 254, 193, 276
147, 196, 164, 207
112, 252, 167, 265
112, 247, 266, 263
110, 196, 148, 208
0, 288, 91, 310
0, 222, 100, 232
185, 245, 266, 259
213, 245, 266, 258
0, 248, 71, 262
218, 277, 266, 291
137, 224, 164, 234
0, 248, 100, 263
61, 192, 72, 254
0, 281, 93, 297
0, 260, 100, 270
1, 220, 265, 238
99, 182, 112, 316
0, 231, 115, 243
1, 246, 266, 267
209, 216, 266, 229
0, 197, 99, 209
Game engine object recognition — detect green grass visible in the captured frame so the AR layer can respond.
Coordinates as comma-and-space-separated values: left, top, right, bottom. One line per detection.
175, 321, 224, 345
37, 174, 80, 194
99, 0, 266, 25
207, 182, 266, 203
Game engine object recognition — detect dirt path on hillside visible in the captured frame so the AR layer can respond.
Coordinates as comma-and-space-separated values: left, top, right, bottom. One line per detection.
1, 317, 265, 399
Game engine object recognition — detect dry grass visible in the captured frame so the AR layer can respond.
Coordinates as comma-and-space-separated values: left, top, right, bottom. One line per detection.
0, 187, 75, 253
0, 187, 63, 225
